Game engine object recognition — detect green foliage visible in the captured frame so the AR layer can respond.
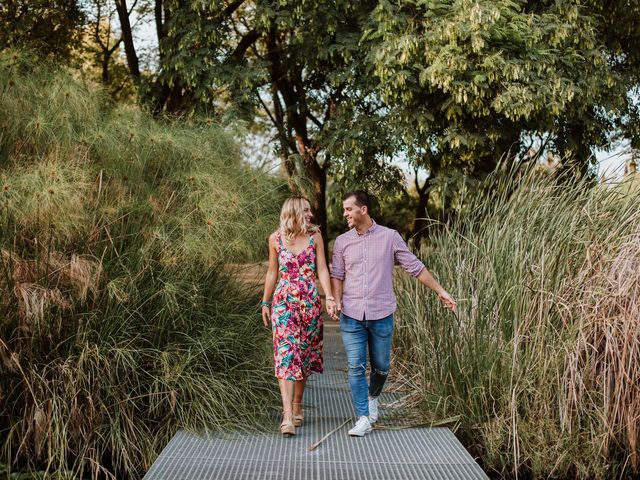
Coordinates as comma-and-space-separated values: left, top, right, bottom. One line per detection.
0, 1, 85, 61
150, 0, 640, 242
0, 50, 284, 478
152, 0, 390, 240
393, 167, 640, 478
367, 0, 633, 164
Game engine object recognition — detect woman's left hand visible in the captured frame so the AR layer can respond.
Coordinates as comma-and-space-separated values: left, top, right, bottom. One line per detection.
261, 305, 271, 327
325, 299, 336, 318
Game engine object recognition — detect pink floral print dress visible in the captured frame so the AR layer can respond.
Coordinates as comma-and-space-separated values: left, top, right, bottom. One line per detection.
270, 231, 323, 380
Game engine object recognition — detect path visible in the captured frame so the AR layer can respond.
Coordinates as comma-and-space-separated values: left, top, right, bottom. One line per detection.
143, 319, 489, 479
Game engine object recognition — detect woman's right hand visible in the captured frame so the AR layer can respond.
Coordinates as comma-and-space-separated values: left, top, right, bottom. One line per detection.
261, 306, 271, 328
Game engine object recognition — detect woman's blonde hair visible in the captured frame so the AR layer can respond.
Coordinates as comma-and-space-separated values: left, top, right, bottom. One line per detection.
279, 196, 318, 243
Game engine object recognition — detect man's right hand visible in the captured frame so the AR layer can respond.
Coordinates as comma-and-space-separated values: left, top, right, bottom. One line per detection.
331, 301, 341, 321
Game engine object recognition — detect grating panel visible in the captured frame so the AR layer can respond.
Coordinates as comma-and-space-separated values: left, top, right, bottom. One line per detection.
143, 323, 489, 480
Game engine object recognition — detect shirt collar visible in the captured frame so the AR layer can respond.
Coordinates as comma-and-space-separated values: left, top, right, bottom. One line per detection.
353, 219, 377, 237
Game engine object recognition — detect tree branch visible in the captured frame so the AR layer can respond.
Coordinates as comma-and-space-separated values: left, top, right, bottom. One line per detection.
154, 0, 164, 42
307, 110, 323, 129
222, 0, 246, 18
266, 26, 307, 144
228, 29, 260, 62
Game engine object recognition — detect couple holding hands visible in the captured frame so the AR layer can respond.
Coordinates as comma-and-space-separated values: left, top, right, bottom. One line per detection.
261, 191, 456, 437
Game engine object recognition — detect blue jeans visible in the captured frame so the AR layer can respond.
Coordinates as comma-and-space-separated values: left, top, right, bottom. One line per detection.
340, 313, 393, 417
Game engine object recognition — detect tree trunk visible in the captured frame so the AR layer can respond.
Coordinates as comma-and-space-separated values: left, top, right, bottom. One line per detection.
411, 183, 430, 248
293, 143, 328, 253
308, 165, 328, 254
154, 0, 164, 45
114, 0, 141, 84
101, 54, 111, 83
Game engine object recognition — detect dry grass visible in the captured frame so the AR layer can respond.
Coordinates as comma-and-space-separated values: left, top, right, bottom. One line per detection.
394, 169, 640, 478
564, 227, 640, 472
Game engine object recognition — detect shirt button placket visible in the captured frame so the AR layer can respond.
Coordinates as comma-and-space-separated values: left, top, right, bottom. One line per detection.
363, 234, 367, 319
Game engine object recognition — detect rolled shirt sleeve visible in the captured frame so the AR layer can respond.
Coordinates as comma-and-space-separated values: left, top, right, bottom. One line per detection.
330, 237, 346, 280
393, 231, 425, 277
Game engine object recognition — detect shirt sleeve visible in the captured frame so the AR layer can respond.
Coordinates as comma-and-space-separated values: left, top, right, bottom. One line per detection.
393, 231, 425, 277
330, 237, 345, 280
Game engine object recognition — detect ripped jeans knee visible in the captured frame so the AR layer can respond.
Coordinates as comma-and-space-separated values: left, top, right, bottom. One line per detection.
371, 367, 388, 377
348, 362, 367, 378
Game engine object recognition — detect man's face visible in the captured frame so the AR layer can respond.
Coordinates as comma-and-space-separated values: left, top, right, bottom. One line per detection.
342, 196, 367, 229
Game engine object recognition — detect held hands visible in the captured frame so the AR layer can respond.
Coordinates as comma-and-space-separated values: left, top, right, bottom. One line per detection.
325, 297, 340, 321
437, 290, 457, 311
332, 301, 341, 321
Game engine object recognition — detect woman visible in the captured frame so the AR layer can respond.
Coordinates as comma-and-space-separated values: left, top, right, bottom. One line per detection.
261, 197, 336, 436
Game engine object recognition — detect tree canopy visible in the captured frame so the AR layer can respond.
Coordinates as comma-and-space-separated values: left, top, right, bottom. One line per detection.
2, 0, 638, 239
0, 0, 85, 60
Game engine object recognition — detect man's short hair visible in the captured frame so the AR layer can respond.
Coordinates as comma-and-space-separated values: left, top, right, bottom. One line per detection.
343, 190, 372, 213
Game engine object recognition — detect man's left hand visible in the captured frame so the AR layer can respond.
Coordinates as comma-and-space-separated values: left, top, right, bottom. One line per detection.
438, 290, 457, 311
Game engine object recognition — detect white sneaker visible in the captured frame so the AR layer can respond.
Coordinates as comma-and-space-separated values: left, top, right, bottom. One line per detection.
348, 416, 372, 437
368, 397, 379, 424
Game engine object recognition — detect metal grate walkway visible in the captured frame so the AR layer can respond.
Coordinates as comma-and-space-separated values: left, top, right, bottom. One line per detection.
143, 322, 489, 480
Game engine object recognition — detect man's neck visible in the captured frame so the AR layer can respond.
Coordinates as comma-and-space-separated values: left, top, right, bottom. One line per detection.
355, 218, 374, 235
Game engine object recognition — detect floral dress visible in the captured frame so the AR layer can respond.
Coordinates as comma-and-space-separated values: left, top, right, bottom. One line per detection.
270, 231, 323, 380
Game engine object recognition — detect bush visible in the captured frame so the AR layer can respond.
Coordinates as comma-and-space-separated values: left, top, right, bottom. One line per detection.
0, 49, 284, 478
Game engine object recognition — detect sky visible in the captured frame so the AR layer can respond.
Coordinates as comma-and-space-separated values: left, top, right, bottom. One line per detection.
595, 144, 632, 181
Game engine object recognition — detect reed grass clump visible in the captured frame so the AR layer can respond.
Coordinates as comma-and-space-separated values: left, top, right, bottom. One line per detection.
394, 168, 640, 479
0, 49, 284, 478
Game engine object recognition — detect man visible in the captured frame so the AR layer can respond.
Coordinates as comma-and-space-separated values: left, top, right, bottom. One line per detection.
330, 190, 457, 437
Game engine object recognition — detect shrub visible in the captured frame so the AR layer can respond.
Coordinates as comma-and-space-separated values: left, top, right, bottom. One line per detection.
0, 49, 285, 478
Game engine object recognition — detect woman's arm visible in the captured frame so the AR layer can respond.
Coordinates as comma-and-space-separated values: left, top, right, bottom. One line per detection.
261, 232, 279, 326
314, 232, 336, 317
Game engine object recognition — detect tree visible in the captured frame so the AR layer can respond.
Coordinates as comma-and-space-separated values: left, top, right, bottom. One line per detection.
363, 0, 640, 240
107, 0, 639, 244
0, 0, 85, 60
113, 0, 141, 84
80, 0, 138, 99
582, 0, 640, 151
153, 0, 388, 245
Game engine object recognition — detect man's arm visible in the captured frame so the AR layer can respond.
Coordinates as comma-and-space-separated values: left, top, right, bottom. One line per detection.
416, 267, 457, 311
330, 238, 345, 321
393, 231, 457, 311
330, 277, 343, 320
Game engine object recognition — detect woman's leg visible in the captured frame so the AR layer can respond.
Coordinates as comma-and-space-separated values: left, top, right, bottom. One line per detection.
292, 378, 306, 425
293, 378, 306, 407
278, 378, 296, 434
278, 378, 295, 413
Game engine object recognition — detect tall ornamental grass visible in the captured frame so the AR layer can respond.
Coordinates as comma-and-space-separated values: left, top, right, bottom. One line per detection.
0, 50, 283, 478
394, 168, 640, 479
